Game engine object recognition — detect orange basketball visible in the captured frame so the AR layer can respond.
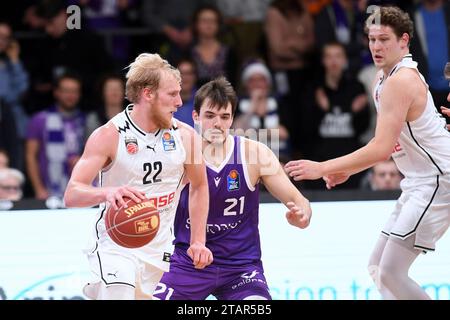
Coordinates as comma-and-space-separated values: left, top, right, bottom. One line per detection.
105, 197, 160, 248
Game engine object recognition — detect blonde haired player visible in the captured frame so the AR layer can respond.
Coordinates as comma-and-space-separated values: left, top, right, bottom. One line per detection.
286, 7, 450, 299
64, 53, 212, 300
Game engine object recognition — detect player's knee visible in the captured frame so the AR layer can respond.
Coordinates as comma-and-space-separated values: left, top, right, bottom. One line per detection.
367, 263, 379, 279
367, 263, 382, 289
378, 264, 396, 290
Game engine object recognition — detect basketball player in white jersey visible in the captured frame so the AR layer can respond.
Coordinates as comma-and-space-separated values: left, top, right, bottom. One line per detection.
285, 6, 450, 299
64, 53, 213, 300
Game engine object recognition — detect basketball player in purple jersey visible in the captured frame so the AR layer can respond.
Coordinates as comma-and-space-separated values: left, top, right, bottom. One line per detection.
153, 77, 312, 300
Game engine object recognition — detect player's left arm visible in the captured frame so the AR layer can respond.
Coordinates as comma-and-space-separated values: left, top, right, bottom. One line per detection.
255, 141, 312, 228
286, 71, 413, 180
179, 124, 212, 269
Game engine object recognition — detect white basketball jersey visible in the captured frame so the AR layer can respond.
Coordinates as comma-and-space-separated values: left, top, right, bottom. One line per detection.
87, 105, 186, 271
373, 54, 450, 179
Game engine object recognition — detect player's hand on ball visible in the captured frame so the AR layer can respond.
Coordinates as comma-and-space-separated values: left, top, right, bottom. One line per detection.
105, 186, 147, 210
187, 242, 213, 269
285, 201, 311, 229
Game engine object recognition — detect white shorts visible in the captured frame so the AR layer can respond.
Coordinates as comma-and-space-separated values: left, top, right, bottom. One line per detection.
83, 250, 164, 300
382, 175, 450, 252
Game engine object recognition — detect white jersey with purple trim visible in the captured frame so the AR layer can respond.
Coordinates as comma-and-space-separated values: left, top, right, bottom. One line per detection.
86, 105, 186, 271
373, 54, 450, 179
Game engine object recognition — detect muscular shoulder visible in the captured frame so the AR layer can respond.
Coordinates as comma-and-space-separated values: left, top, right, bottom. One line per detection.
176, 120, 196, 138
176, 119, 203, 164
385, 68, 424, 93
241, 137, 279, 177
85, 121, 119, 156
176, 120, 197, 150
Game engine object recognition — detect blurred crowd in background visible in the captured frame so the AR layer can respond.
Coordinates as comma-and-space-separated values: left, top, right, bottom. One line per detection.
0, 0, 448, 201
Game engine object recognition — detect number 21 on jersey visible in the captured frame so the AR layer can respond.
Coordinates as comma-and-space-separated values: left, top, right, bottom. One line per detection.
224, 196, 245, 216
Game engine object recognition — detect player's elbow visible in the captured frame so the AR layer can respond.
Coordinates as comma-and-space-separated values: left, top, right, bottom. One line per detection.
63, 192, 74, 208
370, 140, 393, 162
63, 184, 76, 207
378, 151, 392, 162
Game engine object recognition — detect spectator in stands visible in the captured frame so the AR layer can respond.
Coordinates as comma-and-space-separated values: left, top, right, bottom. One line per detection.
0, 167, 24, 201
214, 0, 272, 67
314, 0, 369, 74
367, 158, 403, 191
23, 0, 113, 113
0, 149, 9, 169
190, 5, 238, 87
409, 0, 450, 122
308, 41, 370, 189
265, 0, 316, 158
233, 61, 290, 161
86, 74, 126, 136
0, 21, 30, 172
69, 0, 139, 66
0, 21, 29, 139
174, 58, 198, 127
140, 0, 211, 62
25, 73, 86, 200
0, 100, 20, 170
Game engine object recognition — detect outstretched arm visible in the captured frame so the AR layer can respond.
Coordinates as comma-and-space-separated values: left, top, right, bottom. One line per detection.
255, 141, 311, 228
63, 124, 146, 210
180, 125, 212, 269
285, 71, 415, 181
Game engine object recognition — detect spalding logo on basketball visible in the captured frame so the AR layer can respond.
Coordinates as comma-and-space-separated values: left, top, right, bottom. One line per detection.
105, 198, 160, 248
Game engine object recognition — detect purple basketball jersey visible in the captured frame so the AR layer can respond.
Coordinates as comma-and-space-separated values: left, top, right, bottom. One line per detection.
174, 136, 261, 265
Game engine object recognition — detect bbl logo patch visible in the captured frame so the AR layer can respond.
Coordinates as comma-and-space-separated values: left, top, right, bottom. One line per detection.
162, 131, 176, 151
227, 169, 240, 191
125, 137, 138, 154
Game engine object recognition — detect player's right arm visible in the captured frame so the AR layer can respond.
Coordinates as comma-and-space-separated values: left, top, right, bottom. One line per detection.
248, 139, 312, 229
64, 123, 146, 210
178, 122, 212, 269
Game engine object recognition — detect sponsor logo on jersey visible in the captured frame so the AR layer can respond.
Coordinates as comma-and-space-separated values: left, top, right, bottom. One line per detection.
162, 131, 176, 151
125, 137, 138, 154
146, 144, 156, 152
227, 169, 240, 191
392, 141, 402, 153
214, 176, 221, 187
231, 270, 267, 290
107, 271, 118, 278
241, 270, 259, 279
144, 191, 176, 209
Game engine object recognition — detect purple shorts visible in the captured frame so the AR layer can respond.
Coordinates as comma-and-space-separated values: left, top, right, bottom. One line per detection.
153, 247, 271, 300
